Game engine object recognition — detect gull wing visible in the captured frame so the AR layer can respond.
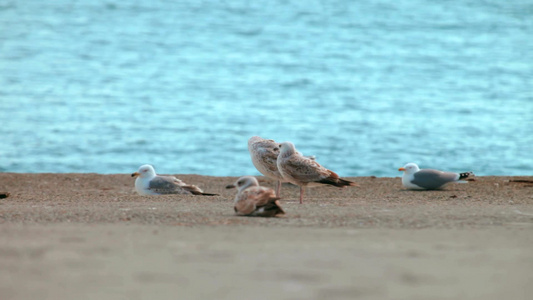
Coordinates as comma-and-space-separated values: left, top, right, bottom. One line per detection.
281, 156, 330, 183
148, 176, 191, 195
412, 169, 458, 189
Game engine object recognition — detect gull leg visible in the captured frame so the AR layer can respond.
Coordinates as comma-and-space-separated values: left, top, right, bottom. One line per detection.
276, 180, 281, 198
299, 186, 304, 204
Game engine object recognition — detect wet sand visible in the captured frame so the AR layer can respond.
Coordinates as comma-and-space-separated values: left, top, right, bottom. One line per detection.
0, 173, 532, 299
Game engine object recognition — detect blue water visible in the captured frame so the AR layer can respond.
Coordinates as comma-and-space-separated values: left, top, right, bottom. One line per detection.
1, 0, 532, 177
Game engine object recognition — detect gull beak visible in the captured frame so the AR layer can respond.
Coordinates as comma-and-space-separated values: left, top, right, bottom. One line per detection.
131, 172, 140, 177
398, 168, 405, 171
225, 184, 236, 189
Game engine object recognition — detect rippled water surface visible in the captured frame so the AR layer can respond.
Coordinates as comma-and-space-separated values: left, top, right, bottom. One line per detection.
1, 0, 532, 176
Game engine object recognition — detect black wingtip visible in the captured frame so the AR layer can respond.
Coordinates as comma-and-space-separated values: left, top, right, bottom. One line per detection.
459, 172, 474, 180
318, 177, 358, 188
339, 178, 359, 187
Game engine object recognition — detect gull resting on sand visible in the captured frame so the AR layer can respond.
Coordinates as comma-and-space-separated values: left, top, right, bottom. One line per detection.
398, 163, 474, 190
131, 164, 218, 196
226, 176, 285, 217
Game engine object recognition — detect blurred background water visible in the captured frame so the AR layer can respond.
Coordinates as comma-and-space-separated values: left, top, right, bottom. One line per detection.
1, 0, 532, 177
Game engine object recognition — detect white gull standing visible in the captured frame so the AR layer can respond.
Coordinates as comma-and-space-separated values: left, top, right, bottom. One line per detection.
277, 141, 357, 204
398, 163, 474, 190
131, 164, 218, 196
226, 176, 285, 217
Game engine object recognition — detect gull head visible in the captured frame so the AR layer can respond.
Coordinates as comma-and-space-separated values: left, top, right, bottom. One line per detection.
226, 176, 259, 191
279, 141, 296, 158
131, 164, 157, 178
248, 136, 263, 146
398, 163, 420, 174
248, 136, 278, 151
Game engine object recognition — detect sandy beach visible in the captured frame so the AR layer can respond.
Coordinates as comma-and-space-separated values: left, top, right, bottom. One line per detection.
0, 173, 532, 300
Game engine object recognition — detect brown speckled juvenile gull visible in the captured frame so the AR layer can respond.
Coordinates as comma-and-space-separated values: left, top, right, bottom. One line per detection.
248, 136, 315, 197
131, 164, 217, 196
398, 163, 474, 190
277, 141, 357, 204
226, 176, 285, 217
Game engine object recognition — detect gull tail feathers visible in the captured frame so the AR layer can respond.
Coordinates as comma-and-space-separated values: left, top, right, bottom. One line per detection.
182, 184, 218, 196
190, 191, 219, 196
318, 171, 358, 187
260, 199, 285, 216
273, 199, 285, 215
250, 198, 285, 217
201, 192, 219, 196
459, 171, 474, 180
456, 171, 475, 183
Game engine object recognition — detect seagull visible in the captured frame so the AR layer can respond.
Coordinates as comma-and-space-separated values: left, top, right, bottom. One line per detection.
226, 176, 285, 217
131, 164, 218, 196
276, 141, 357, 204
248, 136, 286, 197
248, 136, 315, 197
398, 163, 474, 190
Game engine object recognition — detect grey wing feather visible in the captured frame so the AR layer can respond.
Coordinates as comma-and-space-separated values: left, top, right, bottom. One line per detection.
148, 176, 191, 194
412, 169, 458, 189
